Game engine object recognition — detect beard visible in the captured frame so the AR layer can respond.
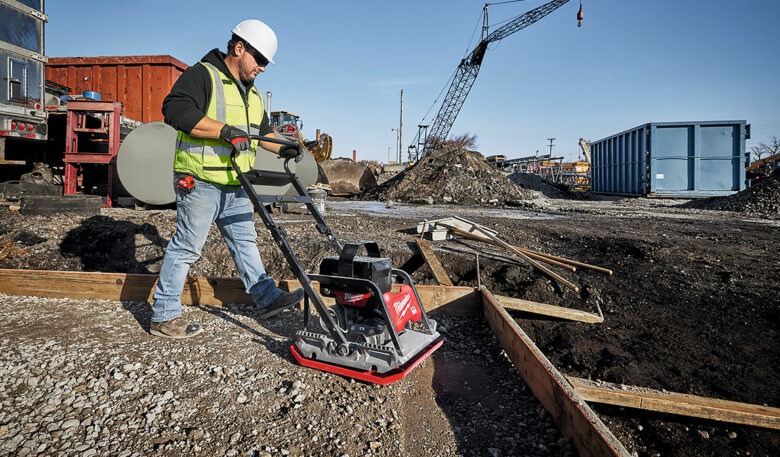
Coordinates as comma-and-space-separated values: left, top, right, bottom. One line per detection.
238, 64, 257, 86
240, 75, 256, 86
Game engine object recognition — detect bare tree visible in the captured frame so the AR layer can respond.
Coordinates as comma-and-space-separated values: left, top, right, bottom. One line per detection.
426, 133, 478, 151
750, 136, 780, 161
445, 133, 478, 150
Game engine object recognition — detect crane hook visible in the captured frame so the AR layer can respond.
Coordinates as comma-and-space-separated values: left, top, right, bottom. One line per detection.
577, 1, 584, 27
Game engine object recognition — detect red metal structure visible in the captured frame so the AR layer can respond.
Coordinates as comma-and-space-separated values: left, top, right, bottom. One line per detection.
63, 101, 122, 207
46, 55, 188, 123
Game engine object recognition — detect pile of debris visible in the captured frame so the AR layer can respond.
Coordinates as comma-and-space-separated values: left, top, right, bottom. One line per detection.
680, 169, 780, 218
360, 148, 536, 205
507, 171, 568, 197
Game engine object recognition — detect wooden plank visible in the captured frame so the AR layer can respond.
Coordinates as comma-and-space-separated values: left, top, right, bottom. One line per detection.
0, 269, 481, 316
567, 377, 780, 431
480, 286, 630, 457
0, 269, 251, 305
417, 217, 498, 238
496, 294, 603, 324
415, 238, 454, 286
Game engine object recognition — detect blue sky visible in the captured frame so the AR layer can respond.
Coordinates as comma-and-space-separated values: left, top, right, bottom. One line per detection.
46, 1, 780, 163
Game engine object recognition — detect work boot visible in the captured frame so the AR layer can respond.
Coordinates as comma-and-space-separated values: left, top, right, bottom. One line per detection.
150, 317, 203, 339
258, 288, 304, 319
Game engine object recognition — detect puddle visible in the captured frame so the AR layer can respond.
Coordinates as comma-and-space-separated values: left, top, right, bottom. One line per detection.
328, 200, 561, 221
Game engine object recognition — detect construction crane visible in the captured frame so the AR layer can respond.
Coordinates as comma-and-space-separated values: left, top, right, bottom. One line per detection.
409, 0, 576, 160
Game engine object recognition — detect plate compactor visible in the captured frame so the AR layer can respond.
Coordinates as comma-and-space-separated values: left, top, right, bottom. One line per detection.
231, 137, 442, 385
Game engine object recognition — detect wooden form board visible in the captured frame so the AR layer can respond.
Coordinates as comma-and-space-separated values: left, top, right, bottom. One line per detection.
0, 269, 602, 323
0, 268, 609, 324
497, 294, 603, 324
0, 269, 481, 316
568, 377, 780, 431
480, 286, 630, 457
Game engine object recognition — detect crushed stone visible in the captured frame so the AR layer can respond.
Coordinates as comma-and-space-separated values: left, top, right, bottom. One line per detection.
679, 170, 780, 218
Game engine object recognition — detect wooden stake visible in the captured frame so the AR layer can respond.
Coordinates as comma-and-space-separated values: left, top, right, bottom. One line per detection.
414, 238, 454, 286
514, 246, 613, 275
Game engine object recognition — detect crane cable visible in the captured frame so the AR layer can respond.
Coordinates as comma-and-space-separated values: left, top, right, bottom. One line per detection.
415, 6, 487, 130
485, 0, 527, 6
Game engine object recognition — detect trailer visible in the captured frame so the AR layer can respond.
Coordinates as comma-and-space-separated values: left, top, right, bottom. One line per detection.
0, 0, 48, 175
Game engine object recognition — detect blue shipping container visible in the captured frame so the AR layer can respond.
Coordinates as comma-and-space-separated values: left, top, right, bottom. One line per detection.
590, 121, 750, 197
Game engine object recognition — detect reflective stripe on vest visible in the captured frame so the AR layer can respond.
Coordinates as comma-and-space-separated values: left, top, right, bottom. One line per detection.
173, 62, 265, 185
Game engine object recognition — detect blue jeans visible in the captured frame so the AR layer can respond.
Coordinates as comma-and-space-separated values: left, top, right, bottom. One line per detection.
151, 176, 281, 322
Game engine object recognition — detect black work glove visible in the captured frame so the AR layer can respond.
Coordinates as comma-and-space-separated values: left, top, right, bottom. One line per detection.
279, 144, 304, 163
219, 124, 250, 152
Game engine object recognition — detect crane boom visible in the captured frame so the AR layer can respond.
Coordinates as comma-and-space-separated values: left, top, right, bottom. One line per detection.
412, 0, 570, 159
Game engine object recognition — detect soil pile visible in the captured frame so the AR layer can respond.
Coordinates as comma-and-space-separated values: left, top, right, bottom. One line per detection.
680, 170, 780, 218
360, 148, 536, 205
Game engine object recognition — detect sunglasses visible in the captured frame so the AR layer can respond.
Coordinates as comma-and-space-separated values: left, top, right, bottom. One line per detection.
243, 43, 269, 67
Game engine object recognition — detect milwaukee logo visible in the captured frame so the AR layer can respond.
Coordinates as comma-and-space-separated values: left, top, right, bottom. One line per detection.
342, 292, 369, 303
392, 293, 418, 319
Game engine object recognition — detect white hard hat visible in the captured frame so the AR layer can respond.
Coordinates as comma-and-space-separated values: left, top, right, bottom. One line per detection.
232, 19, 277, 64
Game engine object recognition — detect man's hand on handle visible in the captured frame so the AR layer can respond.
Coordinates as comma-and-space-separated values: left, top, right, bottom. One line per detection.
279, 144, 304, 163
220, 125, 250, 151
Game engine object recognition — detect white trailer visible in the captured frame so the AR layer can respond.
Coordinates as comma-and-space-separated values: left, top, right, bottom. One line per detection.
0, 0, 48, 169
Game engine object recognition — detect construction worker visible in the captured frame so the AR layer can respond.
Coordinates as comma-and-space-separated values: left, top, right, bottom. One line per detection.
150, 19, 304, 338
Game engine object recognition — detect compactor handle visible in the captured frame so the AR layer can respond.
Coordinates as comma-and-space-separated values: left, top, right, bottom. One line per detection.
229, 134, 303, 173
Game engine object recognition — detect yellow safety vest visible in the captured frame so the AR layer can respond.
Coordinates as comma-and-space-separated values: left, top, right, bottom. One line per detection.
173, 62, 265, 185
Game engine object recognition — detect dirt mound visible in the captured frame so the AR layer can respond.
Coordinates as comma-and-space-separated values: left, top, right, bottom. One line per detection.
360, 148, 536, 205
679, 170, 780, 218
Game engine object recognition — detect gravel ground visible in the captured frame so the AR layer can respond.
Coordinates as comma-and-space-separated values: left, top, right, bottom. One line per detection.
0, 292, 571, 457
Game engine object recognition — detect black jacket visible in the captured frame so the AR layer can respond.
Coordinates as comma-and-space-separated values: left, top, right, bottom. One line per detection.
162, 48, 273, 136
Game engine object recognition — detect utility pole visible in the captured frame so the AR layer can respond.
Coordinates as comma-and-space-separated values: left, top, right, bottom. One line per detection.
391, 128, 400, 163
547, 137, 556, 155
399, 90, 404, 164
266, 91, 272, 120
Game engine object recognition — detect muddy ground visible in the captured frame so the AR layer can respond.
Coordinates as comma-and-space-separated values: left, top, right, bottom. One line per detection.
1, 186, 778, 456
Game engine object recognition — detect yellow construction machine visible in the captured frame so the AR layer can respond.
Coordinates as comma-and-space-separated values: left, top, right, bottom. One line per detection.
269, 111, 379, 196
270, 110, 332, 162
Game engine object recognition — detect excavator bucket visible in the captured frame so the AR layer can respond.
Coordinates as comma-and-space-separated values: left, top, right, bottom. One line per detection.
319, 158, 378, 196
